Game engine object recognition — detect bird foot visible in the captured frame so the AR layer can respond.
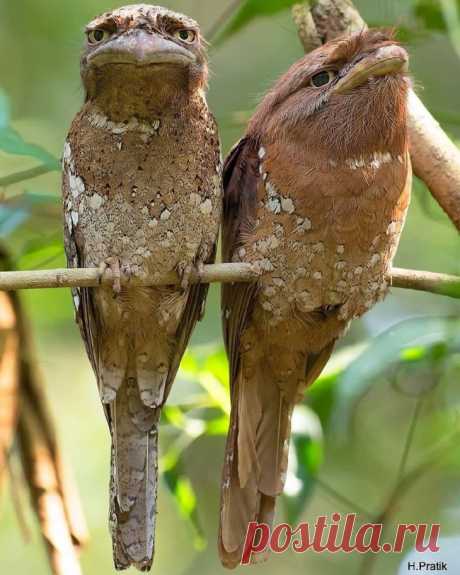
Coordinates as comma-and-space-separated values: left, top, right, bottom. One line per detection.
99, 257, 132, 295
177, 261, 204, 290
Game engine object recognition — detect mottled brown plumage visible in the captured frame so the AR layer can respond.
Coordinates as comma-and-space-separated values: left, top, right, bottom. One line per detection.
62, 5, 221, 571
219, 29, 411, 568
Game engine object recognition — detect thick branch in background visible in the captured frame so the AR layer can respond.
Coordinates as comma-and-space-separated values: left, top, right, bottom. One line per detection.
0, 292, 19, 489
0, 264, 459, 299
293, 0, 460, 231
0, 248, 87, 575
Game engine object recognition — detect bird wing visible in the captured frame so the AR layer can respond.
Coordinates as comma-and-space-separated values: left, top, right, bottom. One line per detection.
219, 138, 262, 567
63, 181, 100, 384
166, 243, 218, 396
221, 137, 260, 382
63, 196, 218, 411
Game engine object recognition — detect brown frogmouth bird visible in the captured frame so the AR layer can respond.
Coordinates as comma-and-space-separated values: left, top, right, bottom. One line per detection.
219, 29, 411, 567
62, 5, 221, 571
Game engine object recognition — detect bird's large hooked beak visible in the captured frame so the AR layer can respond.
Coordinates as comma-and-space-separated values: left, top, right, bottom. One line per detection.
333, 44, 408, 94
87, 29, 196, 68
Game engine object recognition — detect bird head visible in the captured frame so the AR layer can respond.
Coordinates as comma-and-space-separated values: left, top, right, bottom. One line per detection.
249, 29, 410, 159
81, 4, 208, 115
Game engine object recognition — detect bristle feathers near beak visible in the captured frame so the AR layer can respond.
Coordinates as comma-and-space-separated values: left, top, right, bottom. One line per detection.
333, 44, 408, 94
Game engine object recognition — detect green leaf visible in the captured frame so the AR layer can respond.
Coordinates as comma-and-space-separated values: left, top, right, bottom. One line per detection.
172, 346, 231, 410
18, 239, 63, 270
331, 317, 458, 437
182, 346, 230, 414
414, 0, 447, 31
202, 348, 229, 388
19, 191, 60, 206
0, 90, 10, 129
0, 205, 29, 237
306, 371, 340, 428
196, 372, 230, 415
440, 0, 460, 61
213, 0, 301, 46
205, 415, 229, 436
305, 344, 364, 428
400, 345, 428, 362
0, 126, 60, 169
283, 406, 323, 524
393, 25, 430, 43
414, 0, 460, 33
180, 351, 200, 376
393, 342, 449, 398
163, 405, 188, 430
163, 465, 206, 550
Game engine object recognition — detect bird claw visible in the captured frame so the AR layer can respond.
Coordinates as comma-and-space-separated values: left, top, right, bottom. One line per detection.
196, 261, 205, 276
98, 257, 124, 295
177, 262, 204, 290
178, 263, 193, 290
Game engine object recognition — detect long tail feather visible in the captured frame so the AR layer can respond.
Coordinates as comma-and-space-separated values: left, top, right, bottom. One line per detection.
219, 363, 292, 569
109, 378, 159, 571
219, 344, 335, 568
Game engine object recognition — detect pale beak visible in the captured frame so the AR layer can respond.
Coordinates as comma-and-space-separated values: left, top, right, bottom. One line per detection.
87, 29, 196, 68
333, 44, 409, 94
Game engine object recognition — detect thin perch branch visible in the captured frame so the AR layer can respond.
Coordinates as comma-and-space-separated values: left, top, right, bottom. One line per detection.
0, 263, 259, 290
391, 268, 460, 297
293, 0, 460, 231
0, 264, 459, 299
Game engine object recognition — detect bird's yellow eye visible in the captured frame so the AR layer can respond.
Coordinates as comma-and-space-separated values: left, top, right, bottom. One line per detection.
174, 29, 197, 43
87, 29, 111, 45
311, 70, 336, 88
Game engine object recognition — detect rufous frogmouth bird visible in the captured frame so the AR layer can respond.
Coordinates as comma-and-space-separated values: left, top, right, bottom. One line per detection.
62, 4, 221, 571
219, 29, 411, 568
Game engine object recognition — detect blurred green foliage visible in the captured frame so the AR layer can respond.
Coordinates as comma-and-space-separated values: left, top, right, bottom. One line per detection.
1, 1, 460, 575
416, 0, 450, 30
0, 90, 59, 178
212, 0, 300, 45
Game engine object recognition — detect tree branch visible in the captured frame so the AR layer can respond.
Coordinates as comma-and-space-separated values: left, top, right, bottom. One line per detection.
390, 268, 460, 297
408, 91, 460, 230
0, 263, 258, 290
292, 0, 460, 231
0, 247, 87, 575
0, 264, 459, 299
292, 4, 322, 52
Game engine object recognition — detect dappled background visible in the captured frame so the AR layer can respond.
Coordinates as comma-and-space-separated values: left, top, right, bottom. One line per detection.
1, 0, 460, 574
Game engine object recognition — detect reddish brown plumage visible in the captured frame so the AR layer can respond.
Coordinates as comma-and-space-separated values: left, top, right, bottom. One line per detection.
219, 29, 411, 568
